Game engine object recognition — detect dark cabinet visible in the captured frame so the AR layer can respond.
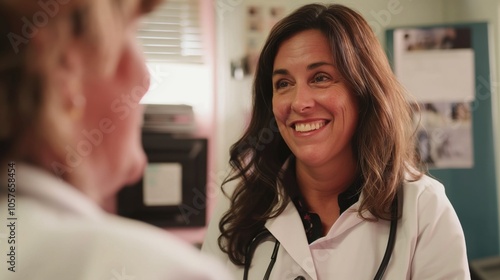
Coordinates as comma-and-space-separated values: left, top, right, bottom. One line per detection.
117, 132, 207, 228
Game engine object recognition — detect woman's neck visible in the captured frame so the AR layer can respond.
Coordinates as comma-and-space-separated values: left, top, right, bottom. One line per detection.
295, 156, 357, 234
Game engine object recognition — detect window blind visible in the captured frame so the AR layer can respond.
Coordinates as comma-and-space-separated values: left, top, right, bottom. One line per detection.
137, 0, 203, 64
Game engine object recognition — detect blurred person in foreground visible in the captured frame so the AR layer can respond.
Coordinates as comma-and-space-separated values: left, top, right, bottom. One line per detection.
202, 3, 470, 279
0, 0, 231, 279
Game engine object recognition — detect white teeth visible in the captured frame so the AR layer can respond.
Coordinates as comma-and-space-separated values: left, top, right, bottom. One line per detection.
295, 121, 325, 132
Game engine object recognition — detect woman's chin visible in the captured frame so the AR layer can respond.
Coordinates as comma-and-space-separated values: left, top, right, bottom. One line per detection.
123, 150, 147, 186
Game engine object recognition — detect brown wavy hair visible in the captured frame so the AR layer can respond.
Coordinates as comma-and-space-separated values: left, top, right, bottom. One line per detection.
218, 3, 423, 266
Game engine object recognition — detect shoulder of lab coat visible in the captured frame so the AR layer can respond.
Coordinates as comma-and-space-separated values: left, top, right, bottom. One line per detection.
202, 175, 316, 279
405, 174, 470, 279
0, 163, 232, 280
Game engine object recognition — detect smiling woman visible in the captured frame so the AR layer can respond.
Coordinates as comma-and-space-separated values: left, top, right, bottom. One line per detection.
272, 29, 359, 184
202, 3, 470, 280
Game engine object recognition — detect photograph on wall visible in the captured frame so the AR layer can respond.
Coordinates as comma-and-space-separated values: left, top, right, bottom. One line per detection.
414, 102, 473, 169
247, 5, 264, 32
243, 4, 286, 76
268, 6, 286, 30
244, 5, 265, 75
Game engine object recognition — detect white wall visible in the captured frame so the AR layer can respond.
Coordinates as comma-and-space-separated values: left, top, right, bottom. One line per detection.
290, 0, 446, 45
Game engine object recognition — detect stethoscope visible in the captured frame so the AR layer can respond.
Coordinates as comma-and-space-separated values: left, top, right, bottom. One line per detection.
243, 195, 399, 280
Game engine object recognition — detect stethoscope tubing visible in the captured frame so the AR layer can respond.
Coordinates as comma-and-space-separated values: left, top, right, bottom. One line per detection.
373, 194, 399, 280
244, 194, 399, 280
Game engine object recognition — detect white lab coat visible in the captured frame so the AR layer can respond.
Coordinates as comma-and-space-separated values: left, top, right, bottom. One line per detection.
0, 164, 232, 280
202, 174, 470, 280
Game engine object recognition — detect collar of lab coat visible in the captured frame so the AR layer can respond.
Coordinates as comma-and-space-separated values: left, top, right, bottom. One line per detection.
14, 163, 104, 220
263, 158, 371, 280
263, 158, 316, 279
264, 199, 370, 280
265, 201, 318, 279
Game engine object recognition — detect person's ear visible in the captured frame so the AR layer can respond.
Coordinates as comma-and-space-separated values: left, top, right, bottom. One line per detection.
56, 45, 86, 121
22, 35, 88, 166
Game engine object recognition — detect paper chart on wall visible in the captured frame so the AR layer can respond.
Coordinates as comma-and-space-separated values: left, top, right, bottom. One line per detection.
394, 27, 475, 103
393, 27, 475, 169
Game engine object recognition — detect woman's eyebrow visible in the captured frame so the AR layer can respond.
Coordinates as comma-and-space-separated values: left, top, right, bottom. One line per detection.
272, 69, 289, 77
307, 61, 334, 70
273, 62, 334, 77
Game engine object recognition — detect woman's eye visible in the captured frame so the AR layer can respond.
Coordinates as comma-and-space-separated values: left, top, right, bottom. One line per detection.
313, 74, 330, 83
275, 80, 290, 89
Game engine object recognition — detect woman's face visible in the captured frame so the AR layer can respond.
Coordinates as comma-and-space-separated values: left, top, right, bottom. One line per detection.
272, 29, 359, 169
79, 1, 149, 198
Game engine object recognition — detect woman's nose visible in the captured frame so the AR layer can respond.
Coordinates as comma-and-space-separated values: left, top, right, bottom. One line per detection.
291, 84, 314, 113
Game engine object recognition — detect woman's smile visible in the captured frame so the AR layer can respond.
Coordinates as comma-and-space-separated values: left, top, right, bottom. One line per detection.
292, 119, 329, 133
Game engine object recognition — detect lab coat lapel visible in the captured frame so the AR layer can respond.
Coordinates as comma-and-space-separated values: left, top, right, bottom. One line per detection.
265, 201, 318, 280
320, 198, 371, 242
322, 207, 364, 241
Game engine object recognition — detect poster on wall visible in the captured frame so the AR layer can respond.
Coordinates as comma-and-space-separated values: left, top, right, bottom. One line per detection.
393, 27, 475, 169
